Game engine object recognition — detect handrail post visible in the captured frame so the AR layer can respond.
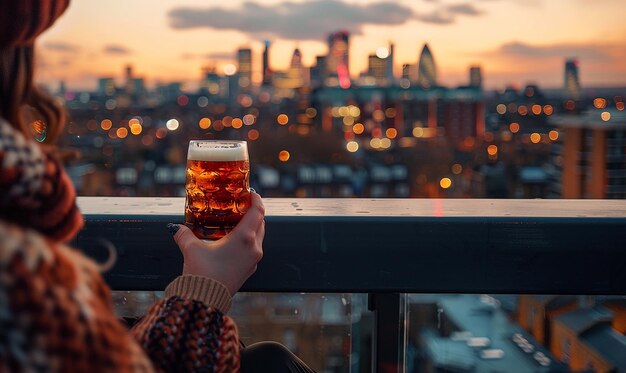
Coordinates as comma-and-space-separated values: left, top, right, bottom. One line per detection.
369, 293, 408, 373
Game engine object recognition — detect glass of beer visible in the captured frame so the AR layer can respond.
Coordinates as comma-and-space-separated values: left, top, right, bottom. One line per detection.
184, 140, 251, 240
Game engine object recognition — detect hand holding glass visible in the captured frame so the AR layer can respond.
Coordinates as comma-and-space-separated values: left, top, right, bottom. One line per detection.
184, 140, 251, 240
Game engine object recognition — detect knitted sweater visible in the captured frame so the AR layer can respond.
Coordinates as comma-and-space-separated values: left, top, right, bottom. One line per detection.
0, 119, 240, 372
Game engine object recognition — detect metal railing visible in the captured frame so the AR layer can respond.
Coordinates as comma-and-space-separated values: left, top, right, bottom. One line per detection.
75, 197, 626, 373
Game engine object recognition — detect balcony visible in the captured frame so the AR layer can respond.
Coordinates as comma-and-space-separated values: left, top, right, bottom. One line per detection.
75, 198, 626, 373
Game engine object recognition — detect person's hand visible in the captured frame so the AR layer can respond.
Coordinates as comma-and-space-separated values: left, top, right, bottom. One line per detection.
171, 192, 265, 295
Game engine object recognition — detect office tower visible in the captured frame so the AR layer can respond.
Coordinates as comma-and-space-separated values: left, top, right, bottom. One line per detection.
564, 59, 581, 100
125, 64, 133, 94
98, 77, 115, 96
326, 30, 350, 88
386, 43, 394, 83
402, 64, 412, 80
417, 43, 437, 89
310, 55, 326, 88
469, 66, 482, 89
285, 48, 304, 88
262, 40, 272, 86
367, 54, 386, 84
237, 48, 252, 90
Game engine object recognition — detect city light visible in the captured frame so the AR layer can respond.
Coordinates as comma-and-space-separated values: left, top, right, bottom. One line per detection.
243, 114, 255, 125
305, 108, 317, 118
601, 111, 611, 121
451, 164, 463, 175
231, 118, 243, 129
543, 105, 554, 115
278, 150, 290, 162
487, 145, 498, 156
130, 123, 142, 135
617, 102, 625, 111
440, 178, 452, 189
346, 141, 359, 152
100, 119, 112, 131
509, 122, 520, 133
549, 130, 559, 141
496, 104, 506, 115
277, 114, 289, 125
247, 129, 259, 140
349, 106, 360, 117
386, 128, 398, 139
197, 96, 209, 108
594, 98, 607, 109
530, 133, 541, 143
353, 123, 364, 134
375, 47, 389, 59
223, 64, 236, 76
380, 138, 391, 149
531, 104, 542, 115
116, 127, 128, 139
199, 118, 211, 129
166, 119, 180, 131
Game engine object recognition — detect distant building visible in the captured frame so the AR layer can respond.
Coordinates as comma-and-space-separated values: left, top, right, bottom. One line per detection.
517, 295, 577, 346
469, 66, 482, 89
564, 59, 581, 100
367, 54, 387, 85
550, 109, 626, 198
326, 31, 350, 88
98, 77, 115, 97
552, 306, 626, 372
417, 43, 437, 89
237, 48, 252, 91
310, 55, 326, 88
262, 40, 272, 86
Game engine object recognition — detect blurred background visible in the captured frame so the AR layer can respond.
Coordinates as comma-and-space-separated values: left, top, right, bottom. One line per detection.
40, 1, 626, 371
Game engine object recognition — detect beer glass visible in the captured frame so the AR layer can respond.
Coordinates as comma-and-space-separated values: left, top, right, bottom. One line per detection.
184, 140, 251, 240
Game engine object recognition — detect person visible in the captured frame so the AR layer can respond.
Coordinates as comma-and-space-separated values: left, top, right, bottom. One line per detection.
0, 1, 314, 372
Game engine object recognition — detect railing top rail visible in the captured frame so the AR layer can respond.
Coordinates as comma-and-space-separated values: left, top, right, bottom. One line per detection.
74, 197, 626, 295
78, 197, 626, 219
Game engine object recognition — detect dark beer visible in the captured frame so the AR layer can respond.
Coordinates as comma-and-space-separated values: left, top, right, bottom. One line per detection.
184, 141, 251, 240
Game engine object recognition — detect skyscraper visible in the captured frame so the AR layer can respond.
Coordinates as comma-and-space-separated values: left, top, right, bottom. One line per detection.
237, 48, 252, 91
386, 43, 395, 83
564, 59, 581, 100
262, 40, 272, 86
367, 54, 386, 84
469, 66, 482, 89
417, 43, 437, 89
326, 30, 350, 88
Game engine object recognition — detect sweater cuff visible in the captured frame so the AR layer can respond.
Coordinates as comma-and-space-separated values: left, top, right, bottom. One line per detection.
164, 275, 232, 314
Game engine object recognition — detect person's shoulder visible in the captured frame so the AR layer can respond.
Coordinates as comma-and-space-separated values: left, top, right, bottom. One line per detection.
0, 219, 98, 280
0, 219, 55, 268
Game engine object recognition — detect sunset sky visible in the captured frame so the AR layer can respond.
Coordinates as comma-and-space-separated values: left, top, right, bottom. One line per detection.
37, 0, 626, 91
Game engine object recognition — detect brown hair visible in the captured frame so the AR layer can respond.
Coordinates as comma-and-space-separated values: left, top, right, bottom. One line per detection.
0, 45, 66, 144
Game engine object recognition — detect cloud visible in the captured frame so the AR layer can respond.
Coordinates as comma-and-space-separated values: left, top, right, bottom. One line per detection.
103, 44, 132, 55
496, 41, 612, 61
43, 41, 80, 53
181, 52, 234, 60
168, 0, 415, 40
446, 3, 484, 16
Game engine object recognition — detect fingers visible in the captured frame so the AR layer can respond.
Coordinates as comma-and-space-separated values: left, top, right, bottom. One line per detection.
232, 192, 265, 236
173, 224, 199, 254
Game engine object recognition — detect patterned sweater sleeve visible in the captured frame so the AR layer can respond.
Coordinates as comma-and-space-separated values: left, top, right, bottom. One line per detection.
130, 275, 241, 373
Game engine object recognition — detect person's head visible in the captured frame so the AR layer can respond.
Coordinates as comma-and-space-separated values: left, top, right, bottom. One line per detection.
0, 0, 70, 144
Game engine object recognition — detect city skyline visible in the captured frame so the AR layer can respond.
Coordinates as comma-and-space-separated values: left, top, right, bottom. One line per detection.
37, 0, 626, 91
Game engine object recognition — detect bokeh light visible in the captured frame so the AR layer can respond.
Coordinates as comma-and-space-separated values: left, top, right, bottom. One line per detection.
346, 141, 359, 152
277, 114, 289, 125
166, 119, 180, 131
278, 150, 290, 162
440, 178, 452, 189
530, 133, 541, 143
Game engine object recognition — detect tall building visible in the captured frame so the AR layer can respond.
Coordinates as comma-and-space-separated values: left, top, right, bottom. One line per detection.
564, 59, 581, 100
98, 77, 115, 97
417, 43, 437, 89
469, 66, 482, 89
367, 54, 386, 84
237, 48, 252, 91
550, 109, 626, 198
125, 64, 134, 94
386, 43, 394, 83
326, 31, 350, 88
286, 48, 304, 88
262, 40, 272, 86
310, 55, 326, 88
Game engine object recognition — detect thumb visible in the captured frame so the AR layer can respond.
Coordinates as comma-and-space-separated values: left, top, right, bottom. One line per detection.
171, 224, 199, 255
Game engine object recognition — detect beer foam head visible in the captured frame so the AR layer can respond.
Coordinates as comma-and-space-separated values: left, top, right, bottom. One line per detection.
187, 140, 248, 161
